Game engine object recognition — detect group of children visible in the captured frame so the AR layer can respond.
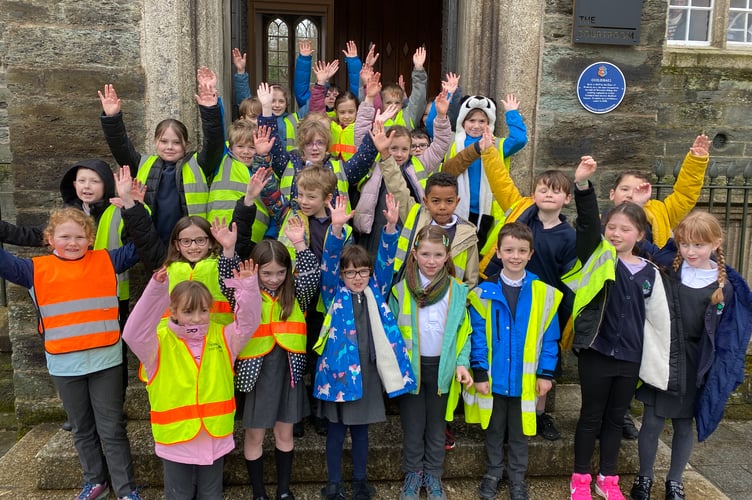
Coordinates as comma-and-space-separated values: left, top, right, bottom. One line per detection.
0, 39, 750, 500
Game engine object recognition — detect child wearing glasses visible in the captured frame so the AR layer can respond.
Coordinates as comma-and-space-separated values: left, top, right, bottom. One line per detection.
114, 166, 241, 327
313, 193, 416, 500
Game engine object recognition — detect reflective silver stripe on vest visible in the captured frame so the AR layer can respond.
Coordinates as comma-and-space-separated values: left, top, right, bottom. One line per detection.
395, 285, 414, 351
565, 249, 614, 292
520, 398, 536, 413
38, 296, 118, 317
105, 210, 129, 296
207, 199, 239, 212
44, 319, 121, 342
462, 389, 493, 409
183, 183, 205, 193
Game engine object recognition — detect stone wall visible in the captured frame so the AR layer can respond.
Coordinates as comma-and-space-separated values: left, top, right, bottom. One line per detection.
536, 0, 666, 196
1, 0, 226, 429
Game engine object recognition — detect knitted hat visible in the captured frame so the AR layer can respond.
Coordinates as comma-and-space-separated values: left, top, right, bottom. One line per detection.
455, 95, 497, 133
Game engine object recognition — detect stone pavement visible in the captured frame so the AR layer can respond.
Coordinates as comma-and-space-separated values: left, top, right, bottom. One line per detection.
680, 420, 752, 499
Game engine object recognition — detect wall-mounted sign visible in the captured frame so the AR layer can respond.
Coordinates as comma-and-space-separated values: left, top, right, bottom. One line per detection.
576, 62, 626, 114
573, 0, 644, 46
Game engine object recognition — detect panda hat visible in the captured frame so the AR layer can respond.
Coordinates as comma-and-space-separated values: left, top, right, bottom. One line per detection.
455, 95, 497, 143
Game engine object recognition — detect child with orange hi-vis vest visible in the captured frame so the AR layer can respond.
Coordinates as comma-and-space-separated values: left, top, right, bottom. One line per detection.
0, 207, 142, 500
123, 256, 261, 499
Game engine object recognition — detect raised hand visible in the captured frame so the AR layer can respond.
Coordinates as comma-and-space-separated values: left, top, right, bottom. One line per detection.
370, 120, 392, 155
114, 165, 134, 201
299, 39, 314, 57
197, 66, 218, 94
574, 155, 597, 185
284, 215, 306, 245
195, 79, 218, 107
253, 125, 276, 156
632, 182, 653, 207
365, 44, 379, 67
397, 74, 406, 93
245, 167, 272, 205
478, 125, 494, 151
153, 266, 168, 283
314, 60, 330, 85
375, 103, 399, 124
98, 84, 121, 116
257, 82, 273, 112
211, 217, 237, 254
690, 134, 710, 157
360, 64, 374, 87
500, 93, 520, 112
434, 89, 449, 118
232, 48, 247, 73
413, 46, 426, 71
383, 193, 400, 233
330, 195, 355, 229
365, 71, 382, 99
325, 59, 340, 80
443, 72, 460, 95
233, 259, 258, 279
130, 178, 147, 205
342, 40, 357, 58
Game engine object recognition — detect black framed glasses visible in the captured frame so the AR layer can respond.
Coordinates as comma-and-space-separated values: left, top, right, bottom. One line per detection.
342, 269, 371, 279
178, 237, 210, 247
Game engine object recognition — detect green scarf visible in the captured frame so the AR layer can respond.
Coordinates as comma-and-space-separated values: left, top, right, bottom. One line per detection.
405, 260, 450, 308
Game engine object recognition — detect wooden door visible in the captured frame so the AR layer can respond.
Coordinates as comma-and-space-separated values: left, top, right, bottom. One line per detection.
332, 0, 443, 99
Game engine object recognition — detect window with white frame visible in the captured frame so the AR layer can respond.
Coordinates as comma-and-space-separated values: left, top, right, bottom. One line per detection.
728, 0, 752, 43
666, 0, 713, 45
666, 0, 752, 47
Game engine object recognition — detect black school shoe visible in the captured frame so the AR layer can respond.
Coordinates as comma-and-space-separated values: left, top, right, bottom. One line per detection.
351, 479, 375, 500
509, 480, 529, 500
623, 411, 639, 440
664, 480, 685, 500
320, 482, 345, 500
292, 421, 304, 438
629, 476, 652, 500
536, 412, 561, 441
478, 474, 501, 500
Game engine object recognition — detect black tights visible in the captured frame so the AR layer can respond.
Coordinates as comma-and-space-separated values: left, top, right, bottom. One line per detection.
573, 349, 640, 476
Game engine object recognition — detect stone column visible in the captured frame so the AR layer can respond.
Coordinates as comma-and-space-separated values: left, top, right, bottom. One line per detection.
455, 0, 544, 190
141, 0, 227, 151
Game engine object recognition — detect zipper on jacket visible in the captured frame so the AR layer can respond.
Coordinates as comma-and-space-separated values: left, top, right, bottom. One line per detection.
588, 285, 609, 348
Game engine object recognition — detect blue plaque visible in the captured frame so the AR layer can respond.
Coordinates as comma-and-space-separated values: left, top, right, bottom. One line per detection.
576, 62, 626, 114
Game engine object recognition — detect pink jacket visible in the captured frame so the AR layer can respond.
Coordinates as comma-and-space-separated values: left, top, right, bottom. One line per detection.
353, 116, 452, 233
123, 274, 261, 465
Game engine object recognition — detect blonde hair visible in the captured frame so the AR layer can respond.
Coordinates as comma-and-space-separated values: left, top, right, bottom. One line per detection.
228, 119, 257, 148
296, 165, 337, 198
672, 211, 726, 304
295, 119, 331, 153
43, 207, 95, 245
239, 97, 262, 120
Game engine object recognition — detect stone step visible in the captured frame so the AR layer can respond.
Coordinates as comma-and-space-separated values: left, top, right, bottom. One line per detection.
37, 413, 638, 490
3, 424, 729, 499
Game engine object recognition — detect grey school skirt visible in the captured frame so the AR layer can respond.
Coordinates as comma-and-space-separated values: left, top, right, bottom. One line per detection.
241, 344, 310, 428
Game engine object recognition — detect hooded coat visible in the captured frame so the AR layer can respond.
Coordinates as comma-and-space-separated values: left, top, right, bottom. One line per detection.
0, 159, 116, 247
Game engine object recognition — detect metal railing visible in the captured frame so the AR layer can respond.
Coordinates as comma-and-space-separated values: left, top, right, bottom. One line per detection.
653, 157, 752, 279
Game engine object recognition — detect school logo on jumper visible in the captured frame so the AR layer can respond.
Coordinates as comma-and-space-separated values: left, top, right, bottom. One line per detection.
641, 280, 652, 296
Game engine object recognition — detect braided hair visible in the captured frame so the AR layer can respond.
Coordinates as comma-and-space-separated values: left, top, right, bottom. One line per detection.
672, 211, 726, 304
